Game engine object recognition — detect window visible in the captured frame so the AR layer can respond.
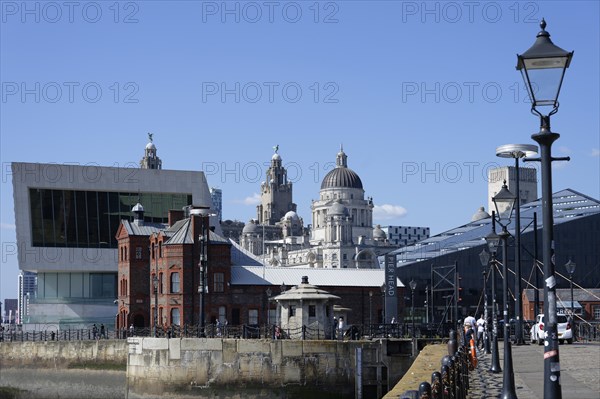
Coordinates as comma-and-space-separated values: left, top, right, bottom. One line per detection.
135, 247, 142, 259
218, 306, 226, 323
159, 273, 164, 294
170, 272, 180, 293
289, 305, 296, 317
593, 305, 600, 320
309, 305, 316, 317
171, 308, 181, 326
248, 309, 258, 325
213, 273, 224, 292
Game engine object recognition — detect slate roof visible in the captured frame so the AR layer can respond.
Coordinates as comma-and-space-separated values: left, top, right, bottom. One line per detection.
120, 220, 167, 236
230, 266, 403, 288
163, 218, 230, 245
385, 189, 600, 268
523, 288, 600, 302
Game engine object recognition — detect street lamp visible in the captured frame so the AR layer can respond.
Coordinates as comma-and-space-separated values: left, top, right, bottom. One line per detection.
518, 18, 573, 399
496, 143, 538, 345
485, 225, 502, 373
565, 259, 576, 321
409, 280, 417, 338
492, 183, 517, 399
479, 249, 491, 354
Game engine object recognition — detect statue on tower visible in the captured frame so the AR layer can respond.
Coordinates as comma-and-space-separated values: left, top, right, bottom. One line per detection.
273, 144, 279, 154
148, 132, 154, 143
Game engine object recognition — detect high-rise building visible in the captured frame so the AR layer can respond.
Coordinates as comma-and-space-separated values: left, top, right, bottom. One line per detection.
11, 139, 213, 328
210, 188, 222, 222
488, 166, 538, 213
256, 147, 296, 225
17, 271, 37, 324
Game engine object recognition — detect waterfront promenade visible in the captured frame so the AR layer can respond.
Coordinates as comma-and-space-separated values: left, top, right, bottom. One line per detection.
468, 342, 600, 398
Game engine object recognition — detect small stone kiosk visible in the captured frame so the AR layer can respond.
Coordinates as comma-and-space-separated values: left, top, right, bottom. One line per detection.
272, 276, 339, 339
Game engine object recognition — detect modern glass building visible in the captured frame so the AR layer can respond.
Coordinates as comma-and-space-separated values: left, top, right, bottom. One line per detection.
12, 161, 212, 328
382, 189, 600, 325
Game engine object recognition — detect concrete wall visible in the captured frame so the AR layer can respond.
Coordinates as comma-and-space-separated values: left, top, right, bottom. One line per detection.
0, 339, 127, 368
127, 338, 411, 397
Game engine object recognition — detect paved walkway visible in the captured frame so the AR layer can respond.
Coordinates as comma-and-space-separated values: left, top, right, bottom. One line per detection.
468, 342, 600, 398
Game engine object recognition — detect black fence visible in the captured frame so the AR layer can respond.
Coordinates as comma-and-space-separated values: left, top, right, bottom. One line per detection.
2, 321, 598, 343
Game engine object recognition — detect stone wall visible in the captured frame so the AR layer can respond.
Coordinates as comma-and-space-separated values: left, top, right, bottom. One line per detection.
127, 338, 410, 398
0, 340, 128, 368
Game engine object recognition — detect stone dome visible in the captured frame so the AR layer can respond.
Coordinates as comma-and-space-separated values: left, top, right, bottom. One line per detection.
145, 142, 156, 150
321, 167, 363, 190
272, 153, 281, 161
329, 200, 348, 216
471, 206, 491, 222
320, 148, 363, 190
132, 203, 144, 212
373, 224, 386, 240
242, 219, 260, 234
284, 211, 299, 221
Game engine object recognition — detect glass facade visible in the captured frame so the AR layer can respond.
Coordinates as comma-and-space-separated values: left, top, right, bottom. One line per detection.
29, 189, 192, 248
36, 272, 117, 300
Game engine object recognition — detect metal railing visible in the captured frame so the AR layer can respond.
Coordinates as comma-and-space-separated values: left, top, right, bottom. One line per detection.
3, 321, 598, 343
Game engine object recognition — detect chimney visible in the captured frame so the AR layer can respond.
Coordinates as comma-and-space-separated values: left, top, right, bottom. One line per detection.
168, 209, 185, 227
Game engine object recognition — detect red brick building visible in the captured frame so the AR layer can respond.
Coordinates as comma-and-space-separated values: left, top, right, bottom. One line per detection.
117, 206, 404, 332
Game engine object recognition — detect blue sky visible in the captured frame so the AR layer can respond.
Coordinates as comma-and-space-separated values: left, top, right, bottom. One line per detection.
1, 1, 599, 301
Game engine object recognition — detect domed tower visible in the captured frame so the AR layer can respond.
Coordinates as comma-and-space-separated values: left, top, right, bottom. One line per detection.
311, 146, 374, 247
240, 219, 263, 256
140, 133, 162, 170
257, 146, 297, 225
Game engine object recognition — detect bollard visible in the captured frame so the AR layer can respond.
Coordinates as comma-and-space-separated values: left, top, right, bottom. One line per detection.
441, 364, 450, 399
418, 381, 432, 399
431, 371, 442, 399
448, 329, 457, 356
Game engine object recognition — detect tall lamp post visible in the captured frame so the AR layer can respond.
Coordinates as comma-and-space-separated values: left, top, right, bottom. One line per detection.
493, 182, 518, 399
496, 143, 538, 345
565, 259, 576, 328
479, 249, 491, 354
518, 19, 573, 399
485, 221, 502, 373
409, 280, 417, 338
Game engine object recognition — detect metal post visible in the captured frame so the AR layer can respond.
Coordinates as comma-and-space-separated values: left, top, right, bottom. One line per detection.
483, 268, 491, 354
531, 115, 565, 398
411, 288, 415, 338
500, 228, 517, 399
490, 215, 501, 373
514, 156, 524, 345
533, 212, 539, 316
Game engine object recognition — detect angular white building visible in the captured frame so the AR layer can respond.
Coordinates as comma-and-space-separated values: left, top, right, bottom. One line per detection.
11, 140, 213, 327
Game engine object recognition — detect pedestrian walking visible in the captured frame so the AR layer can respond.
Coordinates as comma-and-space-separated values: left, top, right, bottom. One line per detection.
92, 324, 98, 340
100, 324, 105, 339
476, 314, 485, 349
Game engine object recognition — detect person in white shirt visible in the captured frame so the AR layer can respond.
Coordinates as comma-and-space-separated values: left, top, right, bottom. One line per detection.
463, 314, 477, 344
476, 315, 485, 349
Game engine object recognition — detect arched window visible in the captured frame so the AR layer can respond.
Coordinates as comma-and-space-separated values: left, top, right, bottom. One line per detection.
171, 308, 180, 326
170, 272, 180, 293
